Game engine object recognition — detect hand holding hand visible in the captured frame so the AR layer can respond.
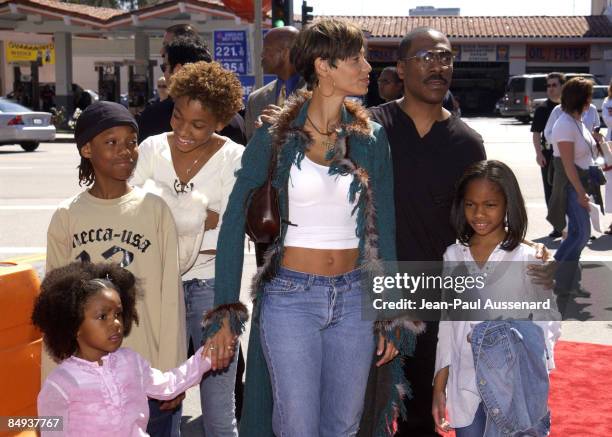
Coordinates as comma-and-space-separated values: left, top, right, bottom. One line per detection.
158, 392, 186, 411
203, 318, 238, 371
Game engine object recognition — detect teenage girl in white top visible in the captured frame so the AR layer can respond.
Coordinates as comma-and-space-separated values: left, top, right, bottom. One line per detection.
432, 160, 560, 436
132, 61, 244, 437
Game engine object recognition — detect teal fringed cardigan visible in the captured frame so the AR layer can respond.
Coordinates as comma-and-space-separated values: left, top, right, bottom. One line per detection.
205, 92, 422, 436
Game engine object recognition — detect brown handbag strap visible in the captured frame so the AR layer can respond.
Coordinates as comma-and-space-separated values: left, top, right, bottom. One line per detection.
265, 142, 278, 183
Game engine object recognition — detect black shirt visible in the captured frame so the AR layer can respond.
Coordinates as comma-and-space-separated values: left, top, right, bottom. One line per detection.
442, 90, 455, 113
370, 101, 486, 262
136, 97, 247, 146
530, 98, 557, 147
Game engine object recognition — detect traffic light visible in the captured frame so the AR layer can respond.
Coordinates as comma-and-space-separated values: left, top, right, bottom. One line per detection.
301, 1, 313, 26
272, 0, 292, 27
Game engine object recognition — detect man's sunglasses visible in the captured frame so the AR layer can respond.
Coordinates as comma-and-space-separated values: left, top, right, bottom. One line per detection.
546, 83, 559, 88
402, 49, 454, 67
160, 63, 168, 73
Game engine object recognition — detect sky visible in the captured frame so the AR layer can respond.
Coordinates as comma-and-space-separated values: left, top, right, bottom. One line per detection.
292, 0, 593, 17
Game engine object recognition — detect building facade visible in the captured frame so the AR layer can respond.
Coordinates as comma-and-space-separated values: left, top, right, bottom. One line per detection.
1, 1, 611, 114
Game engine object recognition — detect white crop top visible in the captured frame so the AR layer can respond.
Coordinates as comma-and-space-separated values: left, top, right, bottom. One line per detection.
284, 156, 359, 249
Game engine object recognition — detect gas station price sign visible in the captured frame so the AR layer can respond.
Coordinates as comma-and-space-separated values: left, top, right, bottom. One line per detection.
214, 30, 248, 75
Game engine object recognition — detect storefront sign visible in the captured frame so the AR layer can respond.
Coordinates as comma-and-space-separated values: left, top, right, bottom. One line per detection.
454, 45, 509, 62
213, 30, 248, 74
526, 45, 590, 62
367, 47, 399, 63
5, 41, 55, 65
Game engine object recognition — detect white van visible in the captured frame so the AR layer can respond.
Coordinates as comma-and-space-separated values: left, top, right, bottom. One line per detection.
499, 73, 599, 123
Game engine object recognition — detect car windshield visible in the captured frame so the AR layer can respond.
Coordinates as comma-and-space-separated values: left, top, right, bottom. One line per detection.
0, 99, 30, 112
533, 77, 547, 92
507, 78, 525, 92
593, 87, 607, 99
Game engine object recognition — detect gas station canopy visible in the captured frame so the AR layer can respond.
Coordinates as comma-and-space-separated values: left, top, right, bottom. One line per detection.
0, 0, 241, 36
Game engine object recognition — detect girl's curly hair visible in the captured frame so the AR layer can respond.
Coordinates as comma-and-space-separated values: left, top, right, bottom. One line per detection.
32, 262, 141, 362
169, 61, 244, 126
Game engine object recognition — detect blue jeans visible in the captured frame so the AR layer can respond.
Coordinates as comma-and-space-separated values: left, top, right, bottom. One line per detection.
455, 402, 486, 437
184, 278, 238, 437
259, 267, 376, 437
554, 185, 591, 292
147, 399, 182, 437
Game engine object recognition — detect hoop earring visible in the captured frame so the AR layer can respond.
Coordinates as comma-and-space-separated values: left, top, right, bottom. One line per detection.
319, 79, 335, 98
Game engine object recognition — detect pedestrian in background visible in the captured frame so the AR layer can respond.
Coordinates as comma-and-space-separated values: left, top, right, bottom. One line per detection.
377, 66, 403, 102
137, 26, 246, 146
157, 76, 169, 102
601, 79, 612, 235
531, 72, 565, 239
548, 77, 598, 303
244, 26, 302, 142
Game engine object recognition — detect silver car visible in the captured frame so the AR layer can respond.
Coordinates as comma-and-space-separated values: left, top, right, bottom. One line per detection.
0, 98, 56, 152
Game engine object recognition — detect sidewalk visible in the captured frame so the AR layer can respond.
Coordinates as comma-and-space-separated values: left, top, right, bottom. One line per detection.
54, 132, 74, 141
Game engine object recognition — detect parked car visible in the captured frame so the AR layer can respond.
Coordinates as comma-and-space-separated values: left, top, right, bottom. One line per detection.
532, 84, 608, 126
494, 96, 507, 116
499, 73, 600, 123
0, 98, 56, 152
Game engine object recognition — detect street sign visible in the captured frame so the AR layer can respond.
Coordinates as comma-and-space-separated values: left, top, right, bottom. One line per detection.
213, 30, 248, 75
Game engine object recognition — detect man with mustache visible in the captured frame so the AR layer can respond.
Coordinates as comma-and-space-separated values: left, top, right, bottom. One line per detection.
369, 27, 485, 436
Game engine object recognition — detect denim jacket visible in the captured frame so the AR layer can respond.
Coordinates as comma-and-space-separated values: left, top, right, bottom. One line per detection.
471, 321, 551, 437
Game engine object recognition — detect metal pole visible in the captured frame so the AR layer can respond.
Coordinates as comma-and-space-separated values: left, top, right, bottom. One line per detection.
254, 0, 263, 89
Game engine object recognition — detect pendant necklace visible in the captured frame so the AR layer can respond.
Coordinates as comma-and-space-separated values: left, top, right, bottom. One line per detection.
185, 145, 209, 176
172, 137, 215, 193
306, 114, 338, 153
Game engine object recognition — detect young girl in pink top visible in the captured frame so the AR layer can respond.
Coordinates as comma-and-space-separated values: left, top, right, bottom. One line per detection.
33, 262, 211, 436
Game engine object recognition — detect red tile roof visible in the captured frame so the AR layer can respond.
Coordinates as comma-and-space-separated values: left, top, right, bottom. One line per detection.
1, 0, 124, 21
2, 0, 611, 39
330, 15, 612, 39
108, 0, 233, 23
0, 0, 234, 24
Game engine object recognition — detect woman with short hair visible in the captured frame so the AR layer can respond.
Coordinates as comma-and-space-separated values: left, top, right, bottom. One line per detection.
203, 19, 422, 437
548, 77, 598, 298
601, 79, 612, 235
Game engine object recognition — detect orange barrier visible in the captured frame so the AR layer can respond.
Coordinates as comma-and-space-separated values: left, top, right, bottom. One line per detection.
0, 263, 41, 437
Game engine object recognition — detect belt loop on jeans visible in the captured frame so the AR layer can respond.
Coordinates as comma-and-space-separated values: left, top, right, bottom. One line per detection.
306, 274, 314, 290
342, 271, 351, 290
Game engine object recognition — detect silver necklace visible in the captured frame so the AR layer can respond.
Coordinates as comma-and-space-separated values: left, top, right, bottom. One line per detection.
185, 146, 209, 176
